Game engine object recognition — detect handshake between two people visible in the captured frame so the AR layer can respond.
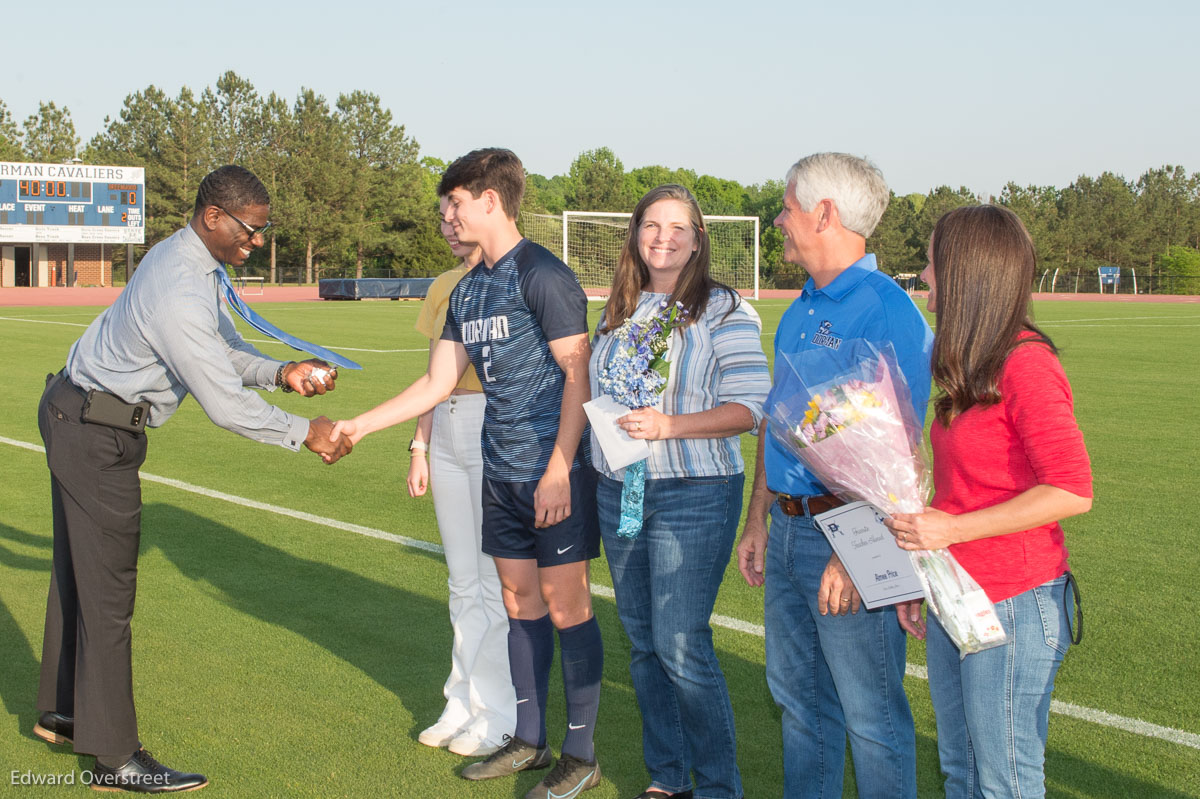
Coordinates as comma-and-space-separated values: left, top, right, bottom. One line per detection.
305, 416, 353, 464
283, 359, 355, 465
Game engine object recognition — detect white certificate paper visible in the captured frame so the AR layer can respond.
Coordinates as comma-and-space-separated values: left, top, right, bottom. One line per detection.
583, 396, 650, 470
812, 501, 925, 609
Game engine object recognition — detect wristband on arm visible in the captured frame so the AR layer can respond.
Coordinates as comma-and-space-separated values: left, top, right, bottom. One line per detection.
275, 362, 296, 393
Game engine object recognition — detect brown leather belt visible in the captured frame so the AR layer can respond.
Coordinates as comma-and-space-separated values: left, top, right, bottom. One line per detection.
776, 493, 846, 517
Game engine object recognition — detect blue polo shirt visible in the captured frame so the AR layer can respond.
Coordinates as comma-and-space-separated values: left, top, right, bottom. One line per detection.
764, 253, 933, 496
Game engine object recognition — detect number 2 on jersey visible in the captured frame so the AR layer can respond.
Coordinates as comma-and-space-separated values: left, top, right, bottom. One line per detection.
481, 345, 496, 382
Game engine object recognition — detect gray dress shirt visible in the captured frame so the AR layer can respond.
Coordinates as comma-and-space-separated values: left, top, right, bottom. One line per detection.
66, 223, 308, 450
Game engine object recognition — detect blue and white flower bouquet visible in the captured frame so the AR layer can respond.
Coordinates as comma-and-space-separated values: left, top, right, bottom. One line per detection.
584, 300, 688, 538
597, 300, 687, 409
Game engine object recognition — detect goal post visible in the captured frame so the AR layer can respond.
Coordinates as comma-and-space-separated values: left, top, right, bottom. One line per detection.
521, 211, 760, 299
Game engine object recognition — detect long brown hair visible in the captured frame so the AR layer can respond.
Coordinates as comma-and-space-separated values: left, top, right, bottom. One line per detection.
929, 205, 1055, 426
599, 184, 738, 332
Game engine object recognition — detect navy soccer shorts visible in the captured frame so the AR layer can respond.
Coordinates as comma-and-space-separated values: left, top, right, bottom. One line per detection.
481, 465, 600, 565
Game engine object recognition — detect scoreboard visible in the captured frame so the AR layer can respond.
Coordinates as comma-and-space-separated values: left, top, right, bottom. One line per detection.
0, 161, 144, 244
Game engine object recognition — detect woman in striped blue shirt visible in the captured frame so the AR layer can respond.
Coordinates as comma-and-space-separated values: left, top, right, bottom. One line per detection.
588, 185, 770, 799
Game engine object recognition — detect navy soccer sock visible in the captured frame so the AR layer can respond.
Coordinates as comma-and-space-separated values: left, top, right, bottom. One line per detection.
508, 613, 554, 748
557, 616, 603, 762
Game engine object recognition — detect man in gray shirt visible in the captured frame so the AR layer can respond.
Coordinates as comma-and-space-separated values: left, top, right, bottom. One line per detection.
33, 165, 351, 792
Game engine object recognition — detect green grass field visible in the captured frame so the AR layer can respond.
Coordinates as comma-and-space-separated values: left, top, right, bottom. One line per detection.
1, 298, 1198, 797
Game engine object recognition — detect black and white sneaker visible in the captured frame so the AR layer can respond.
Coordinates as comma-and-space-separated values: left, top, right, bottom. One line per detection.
460, 734, 552, 780
524, 752, 601, 799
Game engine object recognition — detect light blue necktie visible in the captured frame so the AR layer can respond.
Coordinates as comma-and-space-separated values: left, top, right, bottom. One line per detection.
216, 267, 362, 370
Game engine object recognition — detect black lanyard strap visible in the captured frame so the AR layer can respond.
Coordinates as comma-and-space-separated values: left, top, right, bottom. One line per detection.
1064, 570, 1083, 645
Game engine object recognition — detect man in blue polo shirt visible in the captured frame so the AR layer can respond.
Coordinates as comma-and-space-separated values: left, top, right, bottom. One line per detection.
737, 153, 932, 799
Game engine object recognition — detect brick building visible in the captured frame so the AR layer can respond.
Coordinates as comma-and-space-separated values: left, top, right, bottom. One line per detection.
1, 243, 114, 287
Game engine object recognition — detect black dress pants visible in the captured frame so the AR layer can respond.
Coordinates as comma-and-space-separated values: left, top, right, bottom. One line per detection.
36, 373, 147, 759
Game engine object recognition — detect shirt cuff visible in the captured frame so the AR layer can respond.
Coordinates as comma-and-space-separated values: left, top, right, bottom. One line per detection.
282, 414, 308, 452
259, 360, 283, 391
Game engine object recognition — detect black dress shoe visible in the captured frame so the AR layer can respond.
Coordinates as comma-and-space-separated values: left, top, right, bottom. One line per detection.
90, 748, 208, 793
634, 790, 693, 799
33, 711, 74, 745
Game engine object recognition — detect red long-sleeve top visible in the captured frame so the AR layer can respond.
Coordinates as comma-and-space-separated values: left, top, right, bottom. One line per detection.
930, 337, 1093, 602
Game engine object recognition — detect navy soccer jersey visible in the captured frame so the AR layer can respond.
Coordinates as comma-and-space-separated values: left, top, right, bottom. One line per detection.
442, 239, 590, 482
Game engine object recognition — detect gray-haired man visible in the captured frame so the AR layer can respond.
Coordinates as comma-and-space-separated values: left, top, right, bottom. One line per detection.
737, 153, 932, 798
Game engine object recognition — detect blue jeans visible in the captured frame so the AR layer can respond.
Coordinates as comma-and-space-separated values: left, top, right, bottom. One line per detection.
765, 502, 916, 799
926, 575, 1071, 799
599, 473, 744, 799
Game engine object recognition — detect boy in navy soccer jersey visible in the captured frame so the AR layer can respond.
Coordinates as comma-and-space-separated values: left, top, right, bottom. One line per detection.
333, 149, 603, 799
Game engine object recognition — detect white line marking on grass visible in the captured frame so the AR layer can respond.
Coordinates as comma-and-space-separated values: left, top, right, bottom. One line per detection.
0, 316, 88, 327
2, 432, 1196, 751
1042, 315, 1200, 323
0, 319, 424, 354
1, 436, 45, 454
713, 612, 766, 637
138, 473, 446, 554
0, 436, 442, 554
1048, 701, 1200, 749
243, 338, 426, 353
1040, 324, 1200, 328
763, 324, 1200, 337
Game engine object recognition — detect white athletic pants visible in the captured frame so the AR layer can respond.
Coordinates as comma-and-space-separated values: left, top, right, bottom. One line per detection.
429, 393, 515, 740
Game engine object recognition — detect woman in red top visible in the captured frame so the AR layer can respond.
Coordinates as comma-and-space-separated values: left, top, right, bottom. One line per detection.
887, 205, 1092, 799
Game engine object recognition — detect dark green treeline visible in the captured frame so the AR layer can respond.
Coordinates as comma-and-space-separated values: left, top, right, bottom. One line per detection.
3, 74, 1199, 289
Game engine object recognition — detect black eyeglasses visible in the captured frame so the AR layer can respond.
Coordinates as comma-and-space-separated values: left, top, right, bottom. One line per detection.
216, 205, 272, 238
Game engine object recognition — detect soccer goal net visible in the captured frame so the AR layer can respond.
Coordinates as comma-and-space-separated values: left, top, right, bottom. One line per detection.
521, 211, 760, 298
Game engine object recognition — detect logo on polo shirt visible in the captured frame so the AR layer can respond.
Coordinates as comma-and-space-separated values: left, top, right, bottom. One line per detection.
813, 320, 842, 350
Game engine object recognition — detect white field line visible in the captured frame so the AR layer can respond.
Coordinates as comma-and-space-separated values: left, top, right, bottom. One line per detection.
10, 314, 1193, 346
0, 310, 104, 317
0, 316, 89, 327
899, 662, 1198, 748
1041, 315, 1200, 323
1037, 324, 1200, 328
243, 338, 426, 354
1, 433, 1197, 751
0, 317, 426, 354
757, 324, 1200, 337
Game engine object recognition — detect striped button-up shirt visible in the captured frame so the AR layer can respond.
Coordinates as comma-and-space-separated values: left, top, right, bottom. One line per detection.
590, 289, 771, 479
66, 223, 308, 450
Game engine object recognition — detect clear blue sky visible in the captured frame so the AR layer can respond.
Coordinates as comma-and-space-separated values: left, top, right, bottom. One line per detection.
4, 0, 1196, 197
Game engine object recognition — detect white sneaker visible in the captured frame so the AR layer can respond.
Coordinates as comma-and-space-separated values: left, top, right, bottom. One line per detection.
418, 719, 464, 748
448, 732, 504, 757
